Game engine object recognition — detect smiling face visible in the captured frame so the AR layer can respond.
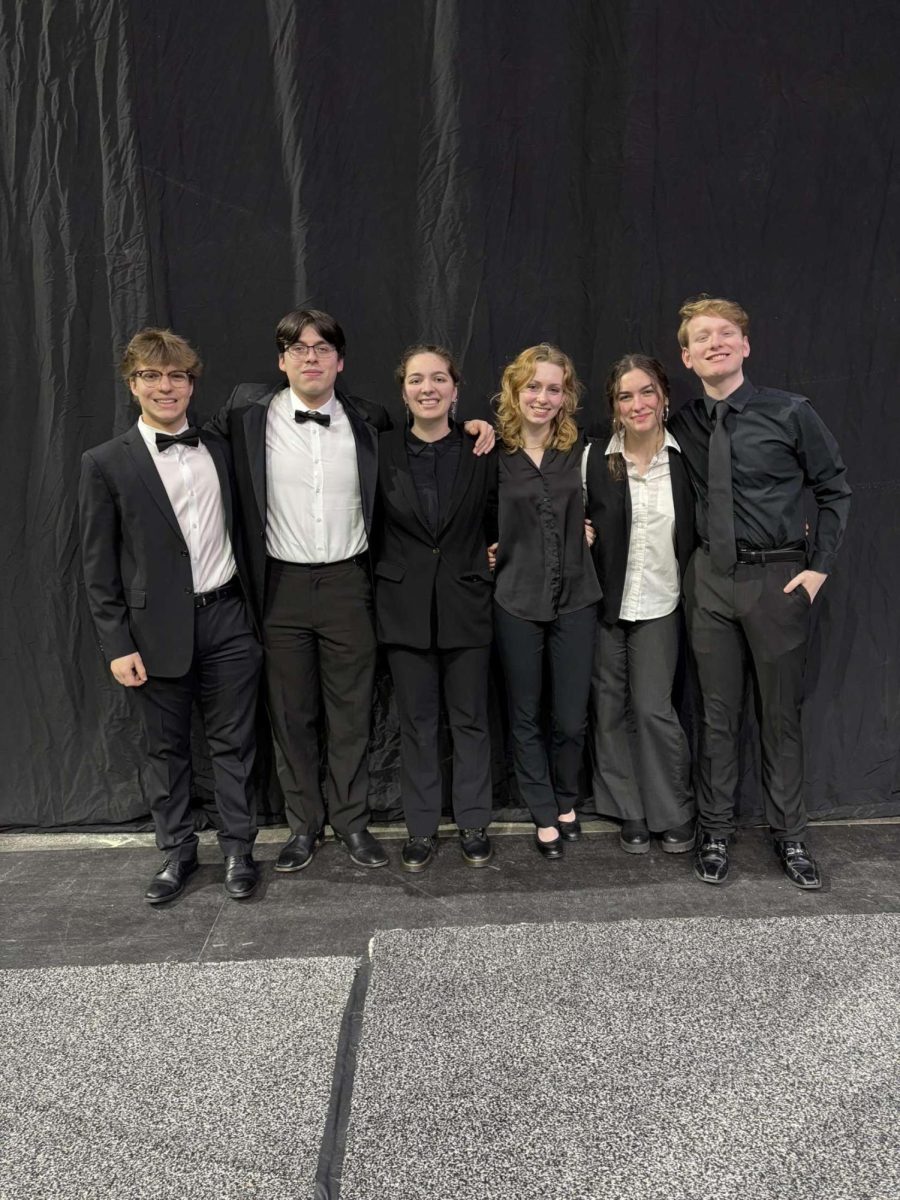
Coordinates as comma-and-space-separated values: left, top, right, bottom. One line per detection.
614, 368, 665, 439
278, 326, 344, 408
681, 313, 749, 393
130, 363, 194, 431
517, 361, 565, 438
403, 352, 457, 429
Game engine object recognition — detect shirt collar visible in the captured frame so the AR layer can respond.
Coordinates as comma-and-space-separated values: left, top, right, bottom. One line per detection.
702, 376, 755, 418
290, 388, 337, 419
605, 428, 681, 456
405, 423, 459, 455
137, 416, 190, 452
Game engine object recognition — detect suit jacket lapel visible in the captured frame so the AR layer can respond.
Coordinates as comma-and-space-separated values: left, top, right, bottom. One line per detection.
241, 399, 270, 530
202, 433, 234, 534
439, 430, 475, 532
123, 429, 184, 540
384, 427, 433, 539
341, 393, 378, 535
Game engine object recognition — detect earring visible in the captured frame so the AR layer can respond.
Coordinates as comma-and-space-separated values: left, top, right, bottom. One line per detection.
404, 402, 413, 426
450, 396, 458, 422
663, 404, 669, 424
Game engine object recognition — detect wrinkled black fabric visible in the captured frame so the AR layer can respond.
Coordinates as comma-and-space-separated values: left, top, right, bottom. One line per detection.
1, 0, 898, 828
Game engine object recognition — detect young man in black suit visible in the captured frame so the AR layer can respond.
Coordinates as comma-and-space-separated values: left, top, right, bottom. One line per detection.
79, 329, 263, 903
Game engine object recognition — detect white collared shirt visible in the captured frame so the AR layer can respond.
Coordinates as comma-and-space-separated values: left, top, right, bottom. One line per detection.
606, 429, 682, 621
136, 418, 236, 592
265, 388, 366, 564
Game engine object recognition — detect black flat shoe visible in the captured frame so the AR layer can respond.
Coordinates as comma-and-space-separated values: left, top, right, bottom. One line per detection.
557, 815, 582, 842
274, 831, 323, 873
776, 840, 822, 890
338, 829, 389, 868
535, 833, 564, 860
661, 821, 696, 854
401, 836, 437, 873
459, 827, 493, 866
694, 833, 729, 884
619, 820, 650, 855
145, 857, 198, 904
224, 854, 259, 900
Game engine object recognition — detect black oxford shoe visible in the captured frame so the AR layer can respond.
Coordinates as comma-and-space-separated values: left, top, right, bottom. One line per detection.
401, 836, 437, 873
557, 815, 582, 842
620, 820, 650, 854
776, 840, 822, 890
145, 857, 198, 904
339, 829, 389, 868
459, 827, 493, 866
274, 831, 323, 873
535, 832, 564, 860
661, 821, 696, 854
694, 833, 729, 884
224, 854, 259, 900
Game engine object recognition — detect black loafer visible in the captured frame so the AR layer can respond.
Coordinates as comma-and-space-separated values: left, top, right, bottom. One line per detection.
661, 821, 696, 854
694, 833, 729, 884
145, 857, 198, 904
339, 829, 389, 868
401, 836, 437, 872
619, 820, 650, 854
776, 840, 822, 890
557, 815, 582, 842
535, 832, 564, 860
224, 854, 259, 900
274, 831, 323, 873
459, 827, 493, 866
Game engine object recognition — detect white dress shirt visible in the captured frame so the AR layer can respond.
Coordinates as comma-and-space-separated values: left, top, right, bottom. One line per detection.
137, 418, 236, 592
265, 388, 367, 563
606, 429, 682, 621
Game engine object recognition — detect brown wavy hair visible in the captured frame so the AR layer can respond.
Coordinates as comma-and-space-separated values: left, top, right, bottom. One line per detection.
119, 327, 203, 381
494, 343, 582, 452
394, 344, 461, 388
604, 354, 670, 480
677, 294, 749, 347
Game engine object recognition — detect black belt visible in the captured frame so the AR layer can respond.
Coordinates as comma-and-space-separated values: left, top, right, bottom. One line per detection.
194, 578, 242, 608
267, 553, 368, 570
700, 540, 806, 565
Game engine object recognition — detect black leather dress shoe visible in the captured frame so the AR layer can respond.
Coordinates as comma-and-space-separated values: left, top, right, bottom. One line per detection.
620, 820, 650, 854
401, 836, 437, 872
224, 854, 259, 899
274, 831, 323, 873
459, 827, 493, 866
557, 815, 582, 842
535, 832, 564, 860
339, 829, 389, 868
776, 840, 822, 890
145, 857, 198, 904
661, 821, 696, 854
694, 833, 729, 884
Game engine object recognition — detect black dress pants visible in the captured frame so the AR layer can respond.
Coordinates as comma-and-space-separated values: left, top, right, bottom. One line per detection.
263, 557, 377, 838
134, 595, 262, 860
684, 548, 810, 840
386, 644, 492, 836
493, 602, 597, 827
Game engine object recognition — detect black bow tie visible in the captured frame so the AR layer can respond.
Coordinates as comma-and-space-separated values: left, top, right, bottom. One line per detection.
155, 428, 200, 451
294, 409, 331, 427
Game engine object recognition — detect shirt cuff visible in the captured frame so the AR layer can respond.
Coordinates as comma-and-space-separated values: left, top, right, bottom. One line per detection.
809, 550, 834, 574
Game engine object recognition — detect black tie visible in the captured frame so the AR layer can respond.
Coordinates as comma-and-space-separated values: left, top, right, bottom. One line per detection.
707, 400, 736, 572
294, 410, 330, 427
155, 428, 200, 451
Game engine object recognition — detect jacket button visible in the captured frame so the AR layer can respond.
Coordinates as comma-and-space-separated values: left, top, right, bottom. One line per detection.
180, 550, 189, 557
432, 547, 440, 555
184, 587, 192, 594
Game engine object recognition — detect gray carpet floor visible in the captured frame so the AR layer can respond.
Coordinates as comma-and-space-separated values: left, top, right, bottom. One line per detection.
0, 957, 357, 1199
341, 914, 900, 1200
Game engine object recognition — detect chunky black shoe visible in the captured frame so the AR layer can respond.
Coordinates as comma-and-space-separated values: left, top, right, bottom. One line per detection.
661, 821, 696, 854
339, 829, 389, 868
145, 857, 198, 904
535, 832, 564, 860
776, 840, 822, 890
459, 828, 493, 866
224, 854, 259, 900
274, 831, 323, 873
557, 814, 582, 842
693, 833, 729, 884
401, 836, 437, 873
619, 820, 650, 855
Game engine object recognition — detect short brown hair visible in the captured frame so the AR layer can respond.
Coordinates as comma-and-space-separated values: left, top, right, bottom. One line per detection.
494, 344, 583, 453
119, 327, 203, 381
394, 344, 460, 388
605, 354, 670, 480
276, 308, 346, 358
677, 295, 750, 347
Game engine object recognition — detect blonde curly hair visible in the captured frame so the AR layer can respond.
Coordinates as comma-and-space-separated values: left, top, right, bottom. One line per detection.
494, 343, 583, 452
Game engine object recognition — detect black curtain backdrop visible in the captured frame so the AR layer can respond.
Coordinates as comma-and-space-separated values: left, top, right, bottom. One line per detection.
2, 0, 898, 830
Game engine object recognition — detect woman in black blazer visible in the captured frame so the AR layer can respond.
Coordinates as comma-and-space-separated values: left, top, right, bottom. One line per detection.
584, 355, 696, 855
373, 345, 497, 873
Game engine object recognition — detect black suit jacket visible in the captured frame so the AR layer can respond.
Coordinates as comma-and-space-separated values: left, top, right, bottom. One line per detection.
79, 425, 249, 676
206, 384, 391, 622
372, 429, 498, 650
584, 438, 696, 624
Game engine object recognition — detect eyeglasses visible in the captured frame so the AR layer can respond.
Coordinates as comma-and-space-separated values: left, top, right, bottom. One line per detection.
132, 369, 193, 386
284, 342, 338, 360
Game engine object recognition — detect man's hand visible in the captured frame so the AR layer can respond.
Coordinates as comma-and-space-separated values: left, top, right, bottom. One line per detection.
463, 419, 496, 455
487, 542, 498, 571
784, 569, 827, 604
110, 652, 148, 687
584, 518, 596, 548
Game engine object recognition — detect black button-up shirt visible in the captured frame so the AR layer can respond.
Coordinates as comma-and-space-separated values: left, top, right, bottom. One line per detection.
404, 424, 461, 536
668, 377, 851, 574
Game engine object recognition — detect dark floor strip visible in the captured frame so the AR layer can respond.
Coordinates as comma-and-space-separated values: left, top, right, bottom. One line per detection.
314, 953, 373, 1199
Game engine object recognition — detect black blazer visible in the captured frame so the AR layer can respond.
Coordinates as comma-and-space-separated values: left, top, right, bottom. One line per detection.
584, 438, 696, 624
207, 384, 391, 622
372, 428, 498, 650
78, 426, 251, 676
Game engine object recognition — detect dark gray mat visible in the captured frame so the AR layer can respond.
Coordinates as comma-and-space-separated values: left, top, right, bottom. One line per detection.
342, 914, 899, 1200
0, 957, 356, 1199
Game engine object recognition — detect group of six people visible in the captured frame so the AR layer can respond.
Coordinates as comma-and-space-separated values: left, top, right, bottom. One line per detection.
78, 295, 851, 903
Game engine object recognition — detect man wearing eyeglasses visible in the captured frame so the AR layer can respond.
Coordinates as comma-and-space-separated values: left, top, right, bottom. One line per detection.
211, 308, 494, 873
79, 328, 263, 903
